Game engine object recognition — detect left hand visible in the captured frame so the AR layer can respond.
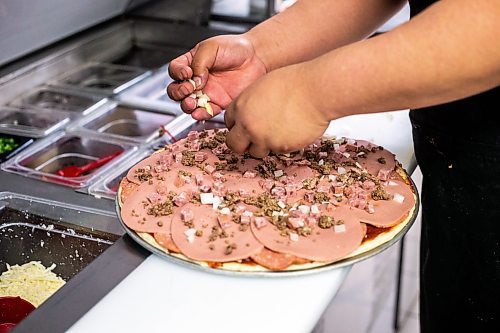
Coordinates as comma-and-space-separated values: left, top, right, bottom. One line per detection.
224, 63, 331, 157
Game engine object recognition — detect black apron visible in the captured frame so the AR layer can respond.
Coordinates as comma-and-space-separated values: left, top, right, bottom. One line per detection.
409, 1, 500, 331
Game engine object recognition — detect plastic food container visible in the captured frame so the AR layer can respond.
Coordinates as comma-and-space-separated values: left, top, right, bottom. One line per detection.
87, 149, 154, 200
0, 134, 35, 163
1, 132, 137, 188
117, 68, 182, 113
0, 106, 70, 138
50, 62, 150, 96
0, 296, 35, 332
68, 101, 176, 143
8, 86, 105, 116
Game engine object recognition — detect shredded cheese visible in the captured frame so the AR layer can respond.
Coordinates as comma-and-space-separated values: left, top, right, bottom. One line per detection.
0, 261, 66, 307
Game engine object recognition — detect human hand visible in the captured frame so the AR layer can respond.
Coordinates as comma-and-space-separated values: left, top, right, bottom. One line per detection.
167, 35, 268, 120
224, 63, 331, 157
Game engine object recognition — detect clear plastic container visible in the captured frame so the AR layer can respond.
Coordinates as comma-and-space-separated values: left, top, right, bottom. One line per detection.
0, 191, 120, 284
50, 62, 150, 96
8, 86, 105, 115
1, 131, 138, 188
117, 68, 181, 113
68, 101, 177, 143
0, 133, 35, 163
0, 106, 71, 138
87, 149, 154, 200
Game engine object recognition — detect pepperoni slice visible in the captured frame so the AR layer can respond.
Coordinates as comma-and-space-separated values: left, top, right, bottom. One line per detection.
119, 177, 139, 203
250, 247, 296, 270
170, 204, 263, 262
251, 206, 364, 262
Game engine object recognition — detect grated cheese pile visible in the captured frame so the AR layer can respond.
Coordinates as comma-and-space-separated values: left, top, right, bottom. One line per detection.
0, 261, 66, 307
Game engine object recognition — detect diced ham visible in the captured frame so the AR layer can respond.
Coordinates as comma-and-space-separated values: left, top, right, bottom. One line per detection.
243, 170, 257, 178
180, 208, 194, 222
189, 140, 201, 152
187, 131, 198, 141
259, 179, 275, 191
217, 214, 232, 229
147, 192, 162, 204
212, 171, 225, 181
194, 152, 207, 162
363, 180, 376, 191
211, 143, 229, 155
377, 169, 392, 181
240, 211, 253, 224
174, 175, 185, 188
304, 191, 315, 203
253, 216, 268, 229
155, 184, 168, 195
175, 152, 183, 163
234, 203, 247, 214
204, 164, 216, 174
195, 174, 205, 186
288, 217, 305, 229
173, 192, 189, 207
271, 186, 286, 197
317, 185, 330, 193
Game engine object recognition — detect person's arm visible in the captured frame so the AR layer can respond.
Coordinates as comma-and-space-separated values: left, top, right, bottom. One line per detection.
307, 0, 500, 118
247, 0, 407, 71
167, 0, 406, 120
224, 0, 500, 156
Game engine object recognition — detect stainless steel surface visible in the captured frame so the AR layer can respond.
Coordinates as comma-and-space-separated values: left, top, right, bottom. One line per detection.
50, 63, 149, 96
129, 0, 212, 25
0, 192, 120, 280
115, 178, 420, 277
0, 20, 230, 105
8, 87, 104, 115
0, 0, 150, 66
1, 132, 137, 188
0, 106, 71, 138
70, 101, 176, 143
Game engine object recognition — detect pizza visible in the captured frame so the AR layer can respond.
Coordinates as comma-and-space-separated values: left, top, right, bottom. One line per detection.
118, 129, 417, 272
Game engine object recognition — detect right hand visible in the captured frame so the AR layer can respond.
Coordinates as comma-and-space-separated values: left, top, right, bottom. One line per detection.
167, 35, 268, 120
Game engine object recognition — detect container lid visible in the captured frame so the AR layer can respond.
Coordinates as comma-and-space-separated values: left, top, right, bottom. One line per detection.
0, 106, 70, 138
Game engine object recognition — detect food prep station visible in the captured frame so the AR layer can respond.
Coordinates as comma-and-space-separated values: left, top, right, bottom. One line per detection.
0, 1, 416, 332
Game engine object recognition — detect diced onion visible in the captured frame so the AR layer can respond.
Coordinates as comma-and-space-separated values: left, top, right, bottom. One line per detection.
298, 205, 310, 214
337, 167, 347, 174
200, 192, 214, 205
184, 228, 197, 243
289, 233, 299, 242
393, 193, 405, 203
334, 224, 346, 233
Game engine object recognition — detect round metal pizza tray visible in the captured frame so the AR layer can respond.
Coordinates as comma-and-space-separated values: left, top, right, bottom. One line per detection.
116, 177, 419, 278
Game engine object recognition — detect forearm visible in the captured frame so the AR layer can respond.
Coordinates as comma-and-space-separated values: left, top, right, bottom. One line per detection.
246, 0, 407, 71
303, 0, 500, 119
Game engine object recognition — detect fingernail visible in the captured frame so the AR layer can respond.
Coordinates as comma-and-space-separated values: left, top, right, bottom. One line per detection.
194, 76, 202, 87
180, 85, 190, 96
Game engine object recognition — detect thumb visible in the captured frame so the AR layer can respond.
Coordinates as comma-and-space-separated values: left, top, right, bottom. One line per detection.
190, 40, 218, 90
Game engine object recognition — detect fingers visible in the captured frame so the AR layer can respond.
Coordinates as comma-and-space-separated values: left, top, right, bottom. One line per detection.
225, 124, 251, 154
166, 81, 195, 101
191, 103, 222, 120
168, 52, 193, 81
190, 41, 218, 90
180, 97, 197, 114
248, 143, 270, 158
224, 104, 235, 129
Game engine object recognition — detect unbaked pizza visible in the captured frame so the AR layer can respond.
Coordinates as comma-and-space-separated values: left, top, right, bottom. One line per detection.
118, 129, 417, 272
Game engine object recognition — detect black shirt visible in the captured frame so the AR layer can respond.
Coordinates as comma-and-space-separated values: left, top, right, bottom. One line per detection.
408, 0, 500, 145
